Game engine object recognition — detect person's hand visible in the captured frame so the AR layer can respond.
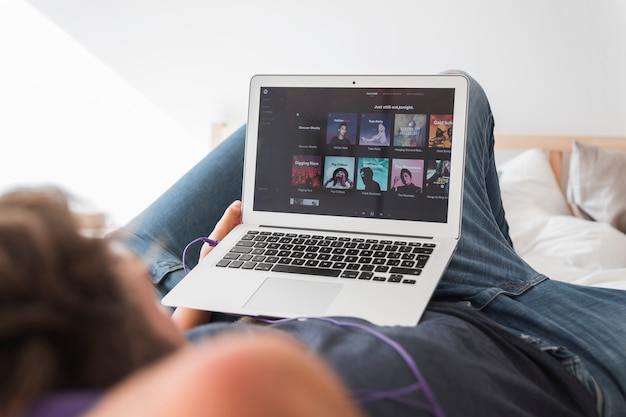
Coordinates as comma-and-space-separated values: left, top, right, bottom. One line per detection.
171, 200, 242, 330
199, 200, 242, 260
392, 176, 400, 190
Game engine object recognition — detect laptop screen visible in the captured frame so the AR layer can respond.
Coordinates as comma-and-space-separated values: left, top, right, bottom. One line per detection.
252, 85, 456, 223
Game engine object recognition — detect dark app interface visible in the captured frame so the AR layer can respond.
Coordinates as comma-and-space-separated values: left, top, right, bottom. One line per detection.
253, 86, 455, 223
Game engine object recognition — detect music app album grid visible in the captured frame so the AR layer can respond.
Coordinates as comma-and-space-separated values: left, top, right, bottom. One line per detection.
253, 86, 456, 223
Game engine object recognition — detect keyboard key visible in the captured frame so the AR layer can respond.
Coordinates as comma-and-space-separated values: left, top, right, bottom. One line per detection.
255, 263, 273, 271
272, 264, 342, 277
242, 262, 257, 270
231, 247, 253, 254
389, 267, 422, 276
413, 247, 433, 254
388, 274, 402, 283
340, 270, 359, 279
228, 260, 244, 268
358, 272, 374, 280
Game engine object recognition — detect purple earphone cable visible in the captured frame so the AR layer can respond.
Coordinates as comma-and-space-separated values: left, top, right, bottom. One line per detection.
182, 237, 219, 273
261, 316, 446, 417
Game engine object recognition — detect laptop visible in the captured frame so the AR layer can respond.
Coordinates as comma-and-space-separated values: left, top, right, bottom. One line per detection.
162, 74, 469, 326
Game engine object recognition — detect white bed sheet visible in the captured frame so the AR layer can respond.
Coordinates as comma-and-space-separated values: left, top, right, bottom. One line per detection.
497, 149, 626, 290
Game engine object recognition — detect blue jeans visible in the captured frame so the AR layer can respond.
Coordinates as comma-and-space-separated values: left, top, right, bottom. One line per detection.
114, 73, 626, 417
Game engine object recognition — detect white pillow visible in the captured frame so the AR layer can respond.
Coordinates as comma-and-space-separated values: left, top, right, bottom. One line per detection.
497, 149, 571, 254
498, 149, 570, 216
498, 147, 626, 286
567, 141, 626, 233
518, 215, 626, 282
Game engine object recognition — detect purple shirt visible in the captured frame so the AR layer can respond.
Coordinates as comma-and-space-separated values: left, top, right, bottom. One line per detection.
24, 391, 101, 417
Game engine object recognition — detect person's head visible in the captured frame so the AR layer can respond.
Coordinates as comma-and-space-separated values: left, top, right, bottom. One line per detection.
0, 188, 182, 416
360, 167, 374, 183
400, 168, 412, 185
332, 168, 348, 185
337, 123, 347, 138
377, 124, 385, 133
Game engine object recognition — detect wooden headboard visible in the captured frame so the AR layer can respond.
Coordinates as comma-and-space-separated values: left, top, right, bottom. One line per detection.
495, 134, 626, 185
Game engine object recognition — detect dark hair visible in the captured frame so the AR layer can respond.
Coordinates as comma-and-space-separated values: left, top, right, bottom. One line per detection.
332, 168, 349, 185
0, 188, 176, 416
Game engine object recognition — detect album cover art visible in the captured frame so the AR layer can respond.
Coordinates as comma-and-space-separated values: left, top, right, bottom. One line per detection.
356, 157, 389, 192
323, 156, 355, 189
425, 159, 450, 195
326, 113, 357, 146
291, 155, 323, 188
390, 158, 425, 195
428, 114, 453, 148
359, 113, 391, 146
393, 114, 427, 147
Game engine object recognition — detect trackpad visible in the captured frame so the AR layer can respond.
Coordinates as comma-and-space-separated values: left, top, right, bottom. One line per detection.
244, 278, 342, 317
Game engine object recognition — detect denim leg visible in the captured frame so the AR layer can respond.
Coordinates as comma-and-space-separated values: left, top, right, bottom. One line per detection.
111, 125, 246, 296
433, 71, 546, 306
482, 280, 626, 417
442, 72, 626, 417
111, 74, 626, 415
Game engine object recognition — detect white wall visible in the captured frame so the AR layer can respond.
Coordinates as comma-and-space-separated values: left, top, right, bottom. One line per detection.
2, 0, 625, 226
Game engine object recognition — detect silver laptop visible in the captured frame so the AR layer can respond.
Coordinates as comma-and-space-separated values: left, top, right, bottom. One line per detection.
162, 74, 469, 326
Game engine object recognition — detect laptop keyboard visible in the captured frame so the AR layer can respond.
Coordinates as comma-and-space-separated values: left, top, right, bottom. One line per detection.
215, 230, 435, 285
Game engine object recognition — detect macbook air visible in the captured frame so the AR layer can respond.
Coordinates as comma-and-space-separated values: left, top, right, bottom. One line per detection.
162, 74, 469, 326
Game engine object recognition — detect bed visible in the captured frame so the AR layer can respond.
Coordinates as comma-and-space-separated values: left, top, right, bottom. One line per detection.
494, 134, 626, 290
